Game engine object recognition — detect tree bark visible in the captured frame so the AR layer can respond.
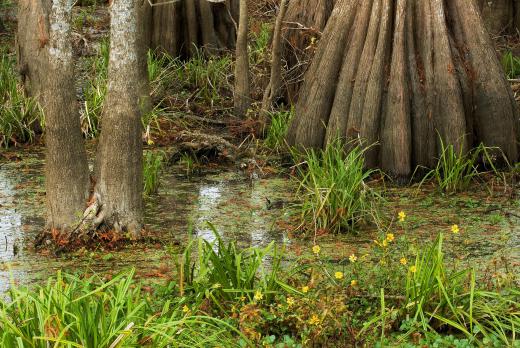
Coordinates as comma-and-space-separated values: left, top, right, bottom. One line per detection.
261, 0, 288, 114
281, 0, 336, 103
233, 0, 250, 117
286, 0, 519, 179
93, 0, 147, 237
18, 0, 90, 231
149, 0, 239, 58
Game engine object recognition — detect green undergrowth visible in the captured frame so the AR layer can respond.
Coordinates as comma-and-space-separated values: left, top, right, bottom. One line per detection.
143, 150, 165, 196
1, 224, 517, 347
502, 51, 520, 79
264, 108, 293, 150
0, 52, 42, 148
290, 139, 380, 234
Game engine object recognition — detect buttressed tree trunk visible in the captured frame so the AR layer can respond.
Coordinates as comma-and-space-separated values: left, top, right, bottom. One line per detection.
149, 0, 239, 58
282, 0, 336, 102
233, 0, 250, 117
478, 0, 520, 34
286, 0, 519, 179
18, 0, 89, 230
93, 0, 148, 237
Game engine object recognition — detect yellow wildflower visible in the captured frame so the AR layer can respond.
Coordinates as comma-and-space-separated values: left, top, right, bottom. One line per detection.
400, 257, 407, 265
302, 285, 309, 294
382, 239, 388, 247
398, 211, 406, 222
254, 290, 263, 301
182, 305, 190, 313
286, 297, 295, 307
409, 265, 417, 273
451, 224, 460, 234
350, 279, 358, 287
240, 296, 246, 302
349, 254, 358, 263
308, 314, 321, 325
334, 271, 344, 280
312, 245, 321, 255
386, 233, 395, 242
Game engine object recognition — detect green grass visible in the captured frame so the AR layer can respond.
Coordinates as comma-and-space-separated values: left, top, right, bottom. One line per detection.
360, 234, 520, 347
418, 138, 498, 193
502, 51, 520, 79
0, 269, 243, 347
264, 108, 293, 150
291, 139, 379, 233
0, 52, 42, 148
143, 150, 165, 196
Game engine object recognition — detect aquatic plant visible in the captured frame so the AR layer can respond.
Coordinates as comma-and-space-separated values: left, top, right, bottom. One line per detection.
418, 138, 499, 193
291, 139, 379, 234
0, 52, 42, 148
0, 269, 244, 348
264, 108, 293, 150
143, 150, 165, 196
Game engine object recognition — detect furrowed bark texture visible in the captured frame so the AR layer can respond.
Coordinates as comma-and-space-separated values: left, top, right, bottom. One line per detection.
233, 0, 250, 117
477, 0, 520, 34
94, 0, 147, 236
281, 0, 336, 103
286, 0, 519, 178
148, 0, 239, 58
18, 0, 89, 230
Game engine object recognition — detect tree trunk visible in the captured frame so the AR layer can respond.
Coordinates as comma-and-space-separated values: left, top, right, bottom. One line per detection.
18, 0, 89, 231
93, 0, 147, 237
286, 0, 519, 179
477, 0, 520, 34
149, 0, 239, 58
233, 0, 250, 117
261, 0, 288, 114
281, 0, 336, 103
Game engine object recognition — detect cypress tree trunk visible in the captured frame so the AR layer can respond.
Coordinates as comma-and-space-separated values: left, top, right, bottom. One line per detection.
149, 0, 239, 58
18, 0, 89, 231
93, 0, 148, 237
477, 0, 520, 34
282, 0, 336, 102
286, 0, 519, 179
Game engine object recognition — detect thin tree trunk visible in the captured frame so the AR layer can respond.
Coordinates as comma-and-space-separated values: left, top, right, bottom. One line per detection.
18, 0, 89, 231
233, 0, 250, 117
93, 0, 147, 237
287, 0, 519, 178
261, 0, 289, 115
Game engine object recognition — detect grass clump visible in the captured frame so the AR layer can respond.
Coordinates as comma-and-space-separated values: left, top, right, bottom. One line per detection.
0, 269, 243, 347
361, 234, 520, 347
292, 139, 378, 233
501, 51, 520, 79
0, 53, 41, 148
419, 138, 498, 193
264, 108, 293, 150
143, 150, 165, 196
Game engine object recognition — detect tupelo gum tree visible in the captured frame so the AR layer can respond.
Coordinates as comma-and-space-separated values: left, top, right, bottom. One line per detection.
286, 0, 519, 178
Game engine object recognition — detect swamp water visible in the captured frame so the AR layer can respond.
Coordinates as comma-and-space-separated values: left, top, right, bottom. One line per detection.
0, 152, 292, 292
0, 151, 519, 293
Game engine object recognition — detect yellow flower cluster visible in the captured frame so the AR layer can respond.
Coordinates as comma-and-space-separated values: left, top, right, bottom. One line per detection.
349, 254, 357, 263
254, 290, 263, 301
398, 211, 406, 222
312, 245, 321, 255
308, 314, 321, 325
334, 271, 344, 280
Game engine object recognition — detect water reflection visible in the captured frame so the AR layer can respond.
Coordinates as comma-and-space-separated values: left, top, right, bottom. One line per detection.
0, 169, 28, 292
